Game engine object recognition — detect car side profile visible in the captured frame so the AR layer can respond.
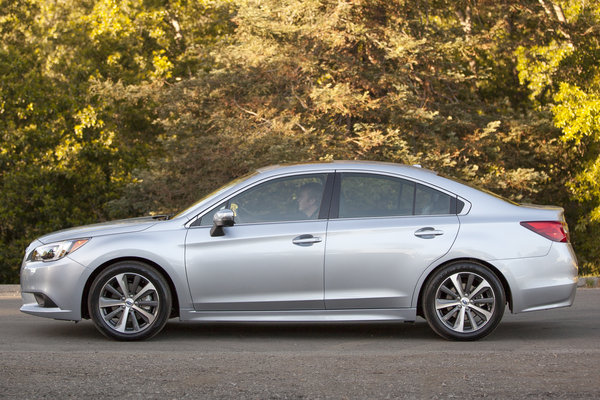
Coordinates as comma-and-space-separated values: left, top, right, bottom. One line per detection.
20, 161, 578, 341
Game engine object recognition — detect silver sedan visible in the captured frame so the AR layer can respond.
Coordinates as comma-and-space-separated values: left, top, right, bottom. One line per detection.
20, 162, 578, 341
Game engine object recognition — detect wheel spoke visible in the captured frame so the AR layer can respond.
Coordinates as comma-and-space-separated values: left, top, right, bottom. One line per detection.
114, 307, 130, 332
472, 297, 494, 305
99, 297, 124, 308
103, 307, 122, 321
470, 304, 493, 321
442, 306, 460, 322
116, 273, 130, 297
468, 280, 491, 300
132, 305, 156, 324
453, 307, 466, 332
436, 299, 460, 310
440, 285, 459, 299
133, 281, 157, 302
137, 300, 159, 307
131, 275, 141, 294
449, 274, 465, 298
105, 284, 122, 299
465, 274, 474, 294
466, 308, 479, 330
130, 310, 140, 331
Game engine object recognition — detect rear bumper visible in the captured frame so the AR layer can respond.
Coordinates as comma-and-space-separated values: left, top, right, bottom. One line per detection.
493, 242, 578, 313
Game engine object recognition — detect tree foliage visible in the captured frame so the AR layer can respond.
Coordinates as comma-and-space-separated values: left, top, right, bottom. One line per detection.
1, 0, 600, 282
0, 0, 233, 282
515, 0, 600, 274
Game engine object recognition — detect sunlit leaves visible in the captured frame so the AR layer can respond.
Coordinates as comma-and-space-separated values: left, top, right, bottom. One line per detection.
514, 0, 600, 274
516, 41, 574, 103
554, 83, 600, 143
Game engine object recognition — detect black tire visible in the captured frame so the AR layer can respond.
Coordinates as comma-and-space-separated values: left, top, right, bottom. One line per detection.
422, 261, 505, 341
88, 261, 172, 341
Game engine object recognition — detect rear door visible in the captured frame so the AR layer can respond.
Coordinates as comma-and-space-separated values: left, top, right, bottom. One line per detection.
324, 172, 460, 309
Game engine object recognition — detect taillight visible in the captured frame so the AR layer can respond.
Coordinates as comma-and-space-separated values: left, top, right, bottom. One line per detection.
520, 221, 569, 243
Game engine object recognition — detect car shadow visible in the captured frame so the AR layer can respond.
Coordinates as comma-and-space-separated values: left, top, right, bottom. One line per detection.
157, 320, 438, 342
22, 316, 592, 343
24, 318, 439, 342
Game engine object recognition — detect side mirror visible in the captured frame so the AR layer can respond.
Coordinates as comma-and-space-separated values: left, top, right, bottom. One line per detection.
210, 209, 235, 237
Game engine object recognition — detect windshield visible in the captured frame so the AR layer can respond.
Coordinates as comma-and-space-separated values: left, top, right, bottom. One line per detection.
173, 171, 259, 219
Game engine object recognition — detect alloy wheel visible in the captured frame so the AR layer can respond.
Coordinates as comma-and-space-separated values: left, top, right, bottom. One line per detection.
98, 272, 160, 334
434, 272, 496, 334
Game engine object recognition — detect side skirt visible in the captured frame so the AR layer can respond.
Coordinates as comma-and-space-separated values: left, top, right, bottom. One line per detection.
179, 308, 417, 322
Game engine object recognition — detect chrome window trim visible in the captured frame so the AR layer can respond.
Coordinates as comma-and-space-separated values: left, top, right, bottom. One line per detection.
324, 214, 460, 223
188, 218, 328, 229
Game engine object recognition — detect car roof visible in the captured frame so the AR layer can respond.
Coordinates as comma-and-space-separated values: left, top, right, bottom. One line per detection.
256, 160, 437, 178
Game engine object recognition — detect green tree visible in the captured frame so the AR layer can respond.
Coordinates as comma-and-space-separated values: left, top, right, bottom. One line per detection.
516, 0, 600, 274
0, 0, 233, 282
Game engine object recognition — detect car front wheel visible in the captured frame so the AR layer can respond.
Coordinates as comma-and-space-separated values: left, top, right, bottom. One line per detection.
423, 262, 505, 341
88, 261, 172, 341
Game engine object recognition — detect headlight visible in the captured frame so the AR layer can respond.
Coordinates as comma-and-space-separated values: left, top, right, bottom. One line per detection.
28, 239, 89, 263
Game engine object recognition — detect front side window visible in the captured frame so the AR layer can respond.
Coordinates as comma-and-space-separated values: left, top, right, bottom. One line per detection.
338, 173, 454, 218
197, 201, 228, 226
199, 174, 327, 225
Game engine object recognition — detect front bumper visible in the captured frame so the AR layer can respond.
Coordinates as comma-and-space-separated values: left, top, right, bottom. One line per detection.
20, 255, 89, 321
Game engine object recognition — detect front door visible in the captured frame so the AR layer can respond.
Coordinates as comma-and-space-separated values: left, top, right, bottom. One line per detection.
185, 173, 331, 311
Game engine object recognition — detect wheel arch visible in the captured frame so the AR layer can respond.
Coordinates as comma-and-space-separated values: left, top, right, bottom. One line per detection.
416, 257, 512, 317
80, 256, 180, 319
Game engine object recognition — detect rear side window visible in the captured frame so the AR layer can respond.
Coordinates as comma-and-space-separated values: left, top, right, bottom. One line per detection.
338, 173, 454, 218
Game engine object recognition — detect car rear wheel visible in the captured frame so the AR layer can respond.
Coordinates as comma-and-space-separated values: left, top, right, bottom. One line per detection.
88, 261, 171, 341
423, 262, 505, 341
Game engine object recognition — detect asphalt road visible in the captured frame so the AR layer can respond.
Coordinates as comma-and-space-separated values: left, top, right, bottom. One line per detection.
1, 289, 599, 399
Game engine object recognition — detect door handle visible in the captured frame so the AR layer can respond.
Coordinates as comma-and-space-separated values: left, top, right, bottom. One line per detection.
292, 234, 322, 246
414, 227, 444, 239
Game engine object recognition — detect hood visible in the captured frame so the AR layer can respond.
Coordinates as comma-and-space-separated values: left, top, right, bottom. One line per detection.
37, 216, 162, 244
